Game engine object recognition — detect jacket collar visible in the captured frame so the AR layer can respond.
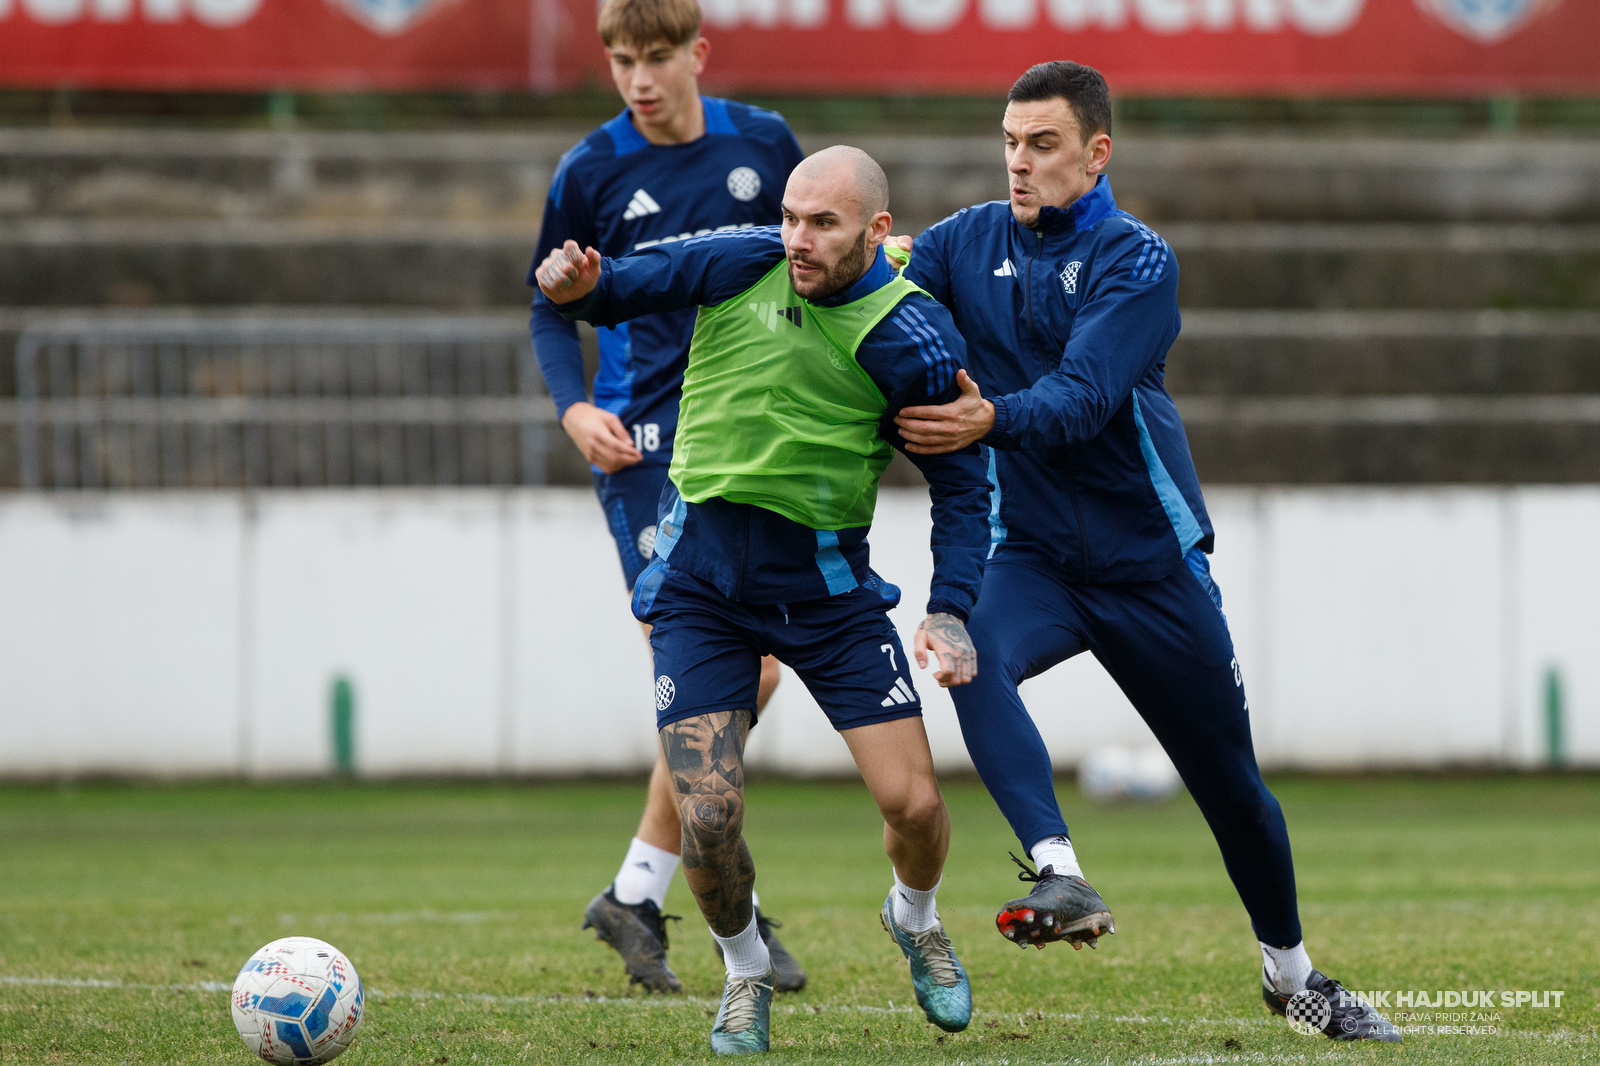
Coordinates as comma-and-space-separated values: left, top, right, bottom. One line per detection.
1025, 175, 1117, 237
604, 97, 731, 157
812, 244, 891, 307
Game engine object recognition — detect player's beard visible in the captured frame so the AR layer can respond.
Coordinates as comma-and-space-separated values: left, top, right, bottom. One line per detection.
788, 228, 869, 302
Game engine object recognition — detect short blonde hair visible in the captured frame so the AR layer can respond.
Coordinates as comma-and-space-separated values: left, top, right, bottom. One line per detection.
598, 0, 702, 49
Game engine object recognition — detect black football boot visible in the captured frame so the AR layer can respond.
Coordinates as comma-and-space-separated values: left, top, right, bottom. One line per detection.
995, 854, 1115, 950
711, 906, 808, 992
1262, 967, 1403, 1042
581, 887, 683, 993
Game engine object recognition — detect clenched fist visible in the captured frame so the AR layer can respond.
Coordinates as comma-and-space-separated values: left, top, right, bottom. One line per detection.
535, 240, 603, 304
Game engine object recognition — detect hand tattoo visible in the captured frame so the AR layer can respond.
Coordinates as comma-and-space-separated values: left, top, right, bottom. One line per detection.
659, 710, 755, 937
918, 612, 977, 684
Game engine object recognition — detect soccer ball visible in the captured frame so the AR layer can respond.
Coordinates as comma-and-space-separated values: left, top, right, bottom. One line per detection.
1078, 744, 1181, 803
231, 936, 365, 1064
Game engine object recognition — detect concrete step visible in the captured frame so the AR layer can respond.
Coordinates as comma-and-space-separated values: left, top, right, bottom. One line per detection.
1169, 311, 1600, 395
3, 129, 1598, 226
0, 128, 569, 226
1165, 223, 1600, 310
1181, 396, 1600, 483
5, 218, 1598, 310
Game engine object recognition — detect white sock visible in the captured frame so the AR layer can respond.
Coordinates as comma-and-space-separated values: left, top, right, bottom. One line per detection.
1261, 941, 1313, 995
1030, 834, 1084, 878
892, 873, 941, 933
611, 837, 679, 910
713, 914, 772, 979
750, 889, 761, 909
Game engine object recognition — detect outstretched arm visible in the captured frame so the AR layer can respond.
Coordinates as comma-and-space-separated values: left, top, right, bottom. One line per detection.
897, 226, 1181, 453
539, 227, 788, 328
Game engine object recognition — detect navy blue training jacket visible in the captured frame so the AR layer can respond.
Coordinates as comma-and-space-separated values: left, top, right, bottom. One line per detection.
554, 228, 991, 620
528, 98, 803, 466
904, 176, 1213, 585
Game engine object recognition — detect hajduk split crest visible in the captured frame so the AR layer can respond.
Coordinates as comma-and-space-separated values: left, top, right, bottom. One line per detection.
1412, 0, 1561, 42
325, 0, 456, 35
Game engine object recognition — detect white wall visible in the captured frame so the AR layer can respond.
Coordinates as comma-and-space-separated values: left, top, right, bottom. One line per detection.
0, 487, 1594, 777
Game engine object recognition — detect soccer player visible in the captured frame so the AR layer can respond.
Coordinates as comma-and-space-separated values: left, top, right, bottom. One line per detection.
527, 0, 806, 995
535, 146, 990, 1054
891, 62, 1402, 1043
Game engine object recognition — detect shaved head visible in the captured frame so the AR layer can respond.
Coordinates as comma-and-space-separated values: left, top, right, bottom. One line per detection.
781, 145, 894, 301
790, 145, 890, 225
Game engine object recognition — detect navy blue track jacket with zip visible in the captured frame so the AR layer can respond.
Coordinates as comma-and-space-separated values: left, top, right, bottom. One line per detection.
904, 176, 1212, 584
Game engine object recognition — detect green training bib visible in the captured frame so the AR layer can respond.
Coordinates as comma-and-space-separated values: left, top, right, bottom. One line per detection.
670, 257, 925, 529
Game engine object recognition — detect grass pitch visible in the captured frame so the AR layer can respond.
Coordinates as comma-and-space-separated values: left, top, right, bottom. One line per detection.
0, 774, 1594, 1065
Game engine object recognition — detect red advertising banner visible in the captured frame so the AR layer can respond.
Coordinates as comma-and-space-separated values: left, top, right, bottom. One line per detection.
0, 0, 1594, 94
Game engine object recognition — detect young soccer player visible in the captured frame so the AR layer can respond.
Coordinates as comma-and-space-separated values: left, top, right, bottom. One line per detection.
527, 0, 806, 995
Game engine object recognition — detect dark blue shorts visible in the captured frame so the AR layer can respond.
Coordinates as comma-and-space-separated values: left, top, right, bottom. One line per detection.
592, 463, 672, 592
632, 561, 923, 732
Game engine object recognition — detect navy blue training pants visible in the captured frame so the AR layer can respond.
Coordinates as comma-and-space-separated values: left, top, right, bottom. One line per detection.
950, 544, 1302, 948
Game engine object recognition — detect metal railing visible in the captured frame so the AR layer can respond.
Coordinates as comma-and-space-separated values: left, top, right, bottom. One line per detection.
11, 316, 555, 489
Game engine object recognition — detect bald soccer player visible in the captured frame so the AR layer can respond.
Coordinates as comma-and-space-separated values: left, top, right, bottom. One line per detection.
535, 147, 990, 1055
528, 0, 806, 995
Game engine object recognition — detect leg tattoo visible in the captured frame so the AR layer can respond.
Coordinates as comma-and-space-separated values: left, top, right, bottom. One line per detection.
660, 710, 755, 937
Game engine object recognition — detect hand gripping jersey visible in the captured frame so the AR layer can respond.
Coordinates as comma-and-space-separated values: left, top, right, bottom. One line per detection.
528, 98, 804, 466
672, 258, 926, 530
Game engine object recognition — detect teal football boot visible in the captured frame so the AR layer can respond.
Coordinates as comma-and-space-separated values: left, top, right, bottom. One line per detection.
879, 893, 972, 1032
709, 969, 775, 1055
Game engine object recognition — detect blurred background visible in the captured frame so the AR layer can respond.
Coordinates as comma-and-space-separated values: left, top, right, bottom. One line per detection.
0, 0, 1597, 780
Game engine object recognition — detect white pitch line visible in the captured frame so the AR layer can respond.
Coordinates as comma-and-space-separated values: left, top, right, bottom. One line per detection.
2, 975, 1588, 1045
0, 975, 1262, 1022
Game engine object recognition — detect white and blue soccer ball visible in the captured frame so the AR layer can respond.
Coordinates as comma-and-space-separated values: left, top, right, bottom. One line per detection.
1079, 745, 1182, 803
231, 936, 365, 1065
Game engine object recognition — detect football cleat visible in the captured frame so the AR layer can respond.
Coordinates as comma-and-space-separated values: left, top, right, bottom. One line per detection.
581, 887, 682, 993
1263, 967, 1403, 1042
996, 853, 1115, 950
712, 907, 807, 992
879, 892, 972, 1032
709, 969, 775, 1055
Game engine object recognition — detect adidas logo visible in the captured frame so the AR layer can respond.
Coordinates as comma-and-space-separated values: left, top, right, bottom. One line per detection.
880, 676, 916, 707
748, 301, 802, 332
622, 189, 661, 221
993, 258, 1015, 277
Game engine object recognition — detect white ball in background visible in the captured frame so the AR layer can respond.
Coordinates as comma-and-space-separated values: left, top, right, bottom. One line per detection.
1078, 745, 1181, 803
1078, 745, 1136, 802
1126, 746, 1182, 800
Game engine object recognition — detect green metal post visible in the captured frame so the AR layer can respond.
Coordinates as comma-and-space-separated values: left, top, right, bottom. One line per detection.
1543, 666, 1564, 768
268, 90, 296, 130
1488, 94, 1519, 133
332, 676, 355, 776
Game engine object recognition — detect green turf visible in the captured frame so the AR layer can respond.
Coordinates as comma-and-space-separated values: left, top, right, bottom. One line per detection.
0, 774, 1594, 1064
